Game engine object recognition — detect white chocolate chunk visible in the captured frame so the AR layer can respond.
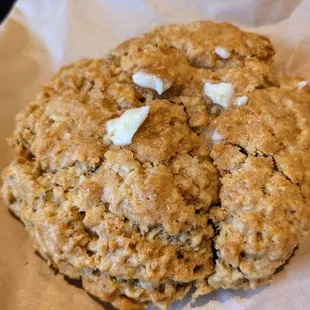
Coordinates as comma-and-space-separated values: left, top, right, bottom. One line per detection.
106, 106, 150, 146
298, 81, 308, 89
204, 82, 234, 108
214, 46, 231, 59
211, 128, 223, 143
233, 96, 248, 107
132, 71, 172, 95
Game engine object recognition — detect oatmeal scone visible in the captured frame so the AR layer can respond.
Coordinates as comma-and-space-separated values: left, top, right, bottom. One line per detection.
2, 21, 310, 309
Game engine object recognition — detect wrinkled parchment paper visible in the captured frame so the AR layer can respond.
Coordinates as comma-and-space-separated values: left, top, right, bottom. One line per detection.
1, 1, 310, 309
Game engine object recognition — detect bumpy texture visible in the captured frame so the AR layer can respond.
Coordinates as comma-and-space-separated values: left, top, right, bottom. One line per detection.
2, 21, 310, 309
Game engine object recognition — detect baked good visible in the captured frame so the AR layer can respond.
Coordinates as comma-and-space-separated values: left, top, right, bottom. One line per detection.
2, 20, 310, 309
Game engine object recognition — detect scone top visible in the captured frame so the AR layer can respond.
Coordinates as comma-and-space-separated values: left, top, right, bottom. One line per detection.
2, 20, 310, 310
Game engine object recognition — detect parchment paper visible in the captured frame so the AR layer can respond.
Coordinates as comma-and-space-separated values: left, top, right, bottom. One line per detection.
1, 1, 310, 309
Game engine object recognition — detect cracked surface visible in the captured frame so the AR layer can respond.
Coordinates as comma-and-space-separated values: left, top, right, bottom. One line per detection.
2, 20, 310, 309
209, 85, 310, 289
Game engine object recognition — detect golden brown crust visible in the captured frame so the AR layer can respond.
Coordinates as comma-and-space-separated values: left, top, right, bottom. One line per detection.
112, 21, 275, 70
2, 20, 310, 309
209, 84, 310, 289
